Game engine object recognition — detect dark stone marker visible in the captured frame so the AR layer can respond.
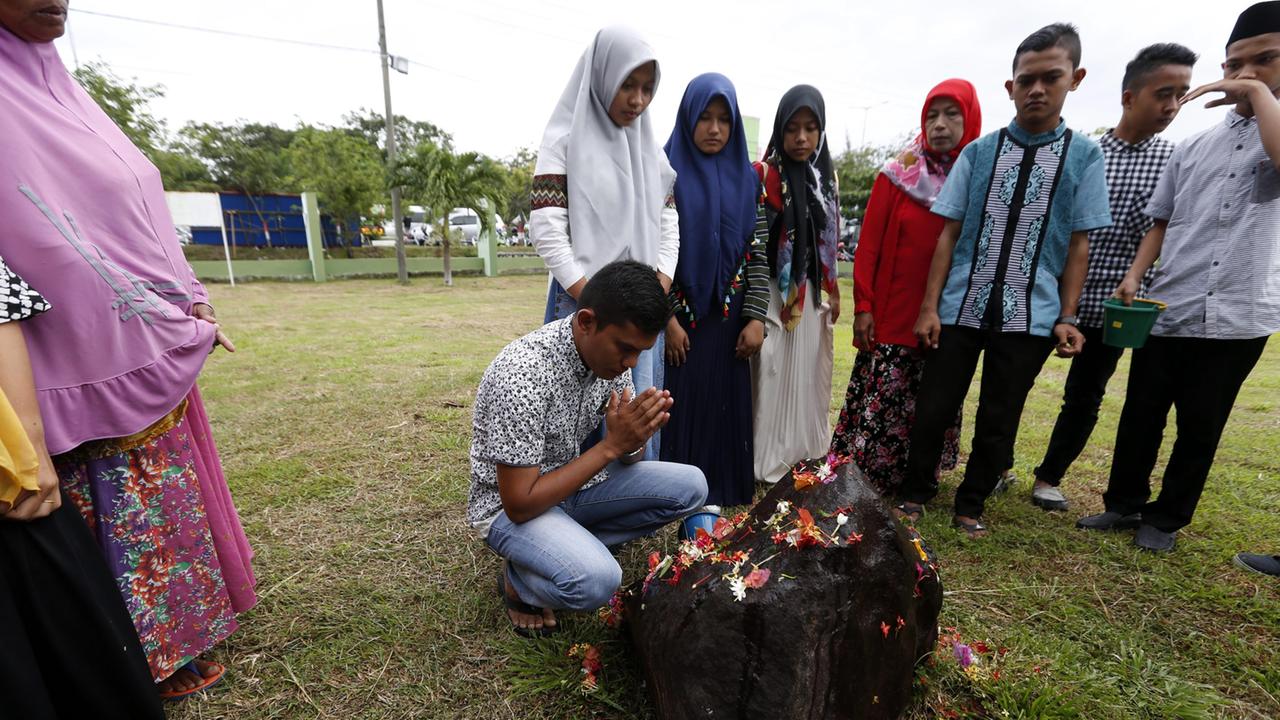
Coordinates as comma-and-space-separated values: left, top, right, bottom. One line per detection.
623, 459, 942, 720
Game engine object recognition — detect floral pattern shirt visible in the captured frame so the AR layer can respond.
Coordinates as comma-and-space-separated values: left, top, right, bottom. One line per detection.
0, 254, 51, 323
467, 315, 633, 533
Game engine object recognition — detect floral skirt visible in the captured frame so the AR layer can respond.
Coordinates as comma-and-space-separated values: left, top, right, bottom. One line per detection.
55, 389, 254, 681
831, 343, 960, 495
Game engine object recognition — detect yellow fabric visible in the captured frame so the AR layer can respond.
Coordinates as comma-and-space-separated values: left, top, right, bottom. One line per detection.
0, 387, 41, 505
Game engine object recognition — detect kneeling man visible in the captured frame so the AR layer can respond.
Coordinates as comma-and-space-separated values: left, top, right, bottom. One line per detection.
467, 260, 708, 636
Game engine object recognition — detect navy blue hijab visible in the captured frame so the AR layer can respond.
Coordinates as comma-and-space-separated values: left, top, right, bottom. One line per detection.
664, 73, 759, 323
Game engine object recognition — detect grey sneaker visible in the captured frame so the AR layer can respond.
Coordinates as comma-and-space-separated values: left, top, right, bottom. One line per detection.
1135, 524, 1176, 552
1031, 484, 1069, 511
1233, 553, 1280, 578
1075, 511, 1142, 531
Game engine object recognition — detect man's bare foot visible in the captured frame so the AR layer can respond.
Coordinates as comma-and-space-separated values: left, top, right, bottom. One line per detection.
504, 567, 557, 634
157, 660, 219, 695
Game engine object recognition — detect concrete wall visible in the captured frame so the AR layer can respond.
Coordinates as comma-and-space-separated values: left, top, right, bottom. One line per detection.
189, 254, 547, 282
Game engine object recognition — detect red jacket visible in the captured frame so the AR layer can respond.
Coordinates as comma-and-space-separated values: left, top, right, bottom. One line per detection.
852, 173, 945, 348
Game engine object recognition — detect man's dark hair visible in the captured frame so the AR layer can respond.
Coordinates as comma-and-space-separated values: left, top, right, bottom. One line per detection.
578, 260, 669, 335
1012, 23, 1082, 73
1122, 43, 1199, 92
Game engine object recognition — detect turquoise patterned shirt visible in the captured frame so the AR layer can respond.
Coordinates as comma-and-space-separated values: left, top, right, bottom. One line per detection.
931, 120, 1111, 336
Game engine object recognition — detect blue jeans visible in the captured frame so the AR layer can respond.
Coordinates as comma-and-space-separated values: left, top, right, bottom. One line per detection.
544, 277, 665, 459
486, 460, 707, 610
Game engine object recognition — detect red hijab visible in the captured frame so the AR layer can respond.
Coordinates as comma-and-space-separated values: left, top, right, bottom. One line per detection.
881, 79, 981, 208
852, 79, 981, 347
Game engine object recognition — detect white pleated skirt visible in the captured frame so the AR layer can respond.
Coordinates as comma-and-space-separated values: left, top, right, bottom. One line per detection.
750, 279, 834, 483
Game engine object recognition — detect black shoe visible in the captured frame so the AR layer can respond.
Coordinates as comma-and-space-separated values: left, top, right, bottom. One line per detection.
1030, 484, 1069, 511
1134, 524, 1176, 552
1233, 553, 1280, 578
1075, 511, 1141, 531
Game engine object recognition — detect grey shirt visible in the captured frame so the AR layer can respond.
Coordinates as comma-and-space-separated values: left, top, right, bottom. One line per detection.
466, 315, 632, 531
1145, 110, 1280, 339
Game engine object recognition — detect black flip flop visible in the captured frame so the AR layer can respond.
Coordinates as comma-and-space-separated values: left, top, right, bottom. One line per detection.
951, 516, 988, 539
497, 567, 557, 638
893, 501, 925, 523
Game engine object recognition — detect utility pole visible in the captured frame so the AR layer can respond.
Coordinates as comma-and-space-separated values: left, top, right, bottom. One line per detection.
377, 0, 408, 284
852, 101, 888, 147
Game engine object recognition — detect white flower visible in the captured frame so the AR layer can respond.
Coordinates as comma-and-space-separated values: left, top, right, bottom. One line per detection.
776, 501, 791, 514
818, 462, 833, 479
729, 575, 746, 602
836, 513, 849, 527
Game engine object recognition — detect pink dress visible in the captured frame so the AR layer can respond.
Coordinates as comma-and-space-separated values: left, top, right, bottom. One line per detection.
0, 26, 256, 681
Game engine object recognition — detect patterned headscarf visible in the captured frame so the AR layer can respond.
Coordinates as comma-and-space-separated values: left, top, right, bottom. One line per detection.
760, 85, 839, 331
881, 79, 982, 208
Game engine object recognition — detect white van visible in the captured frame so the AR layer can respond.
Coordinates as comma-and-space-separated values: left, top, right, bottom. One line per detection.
448, 208, 482, 246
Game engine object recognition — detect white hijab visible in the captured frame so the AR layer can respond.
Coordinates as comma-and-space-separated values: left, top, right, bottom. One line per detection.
534, 26, 676, 278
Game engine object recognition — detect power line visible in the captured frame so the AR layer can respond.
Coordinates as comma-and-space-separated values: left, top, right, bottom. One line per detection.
69, 7, 479, 82
71, 8, 378, 55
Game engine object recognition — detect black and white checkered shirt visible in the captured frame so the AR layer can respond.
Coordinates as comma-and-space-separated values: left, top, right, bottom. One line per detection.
1077, 130, 1174, 328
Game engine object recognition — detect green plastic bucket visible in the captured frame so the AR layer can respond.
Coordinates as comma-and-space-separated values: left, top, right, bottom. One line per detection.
1102, 298, 1167, 349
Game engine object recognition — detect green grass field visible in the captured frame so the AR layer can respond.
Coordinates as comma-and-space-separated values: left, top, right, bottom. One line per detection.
173, 275, 1279, 719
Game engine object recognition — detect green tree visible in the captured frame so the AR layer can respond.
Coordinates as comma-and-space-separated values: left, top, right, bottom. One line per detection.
342, 109, 453, 159
394, 143, 506, 286
72, 61, 216, 191
150, 146, 220, 192
288, 126, 384, 253
73, 61, 165, 155
182, 121, 296, 245
499, 147, 537, 224
832, 144, 895, 220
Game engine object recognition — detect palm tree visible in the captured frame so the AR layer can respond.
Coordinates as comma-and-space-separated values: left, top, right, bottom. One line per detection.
394, 143, 506, 286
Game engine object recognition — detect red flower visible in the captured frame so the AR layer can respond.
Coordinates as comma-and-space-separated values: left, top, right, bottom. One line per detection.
880, 621, 890, 638
743, 568, 771, 589
793, 471, 819, 490
712, 517, 734, 540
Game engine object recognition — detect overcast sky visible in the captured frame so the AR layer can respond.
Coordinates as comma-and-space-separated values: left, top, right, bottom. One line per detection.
57, 1, 1254, 161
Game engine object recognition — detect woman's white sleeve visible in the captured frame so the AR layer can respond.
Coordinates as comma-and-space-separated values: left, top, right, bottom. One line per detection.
531, 206, 585, 289
657, 204, 680, 279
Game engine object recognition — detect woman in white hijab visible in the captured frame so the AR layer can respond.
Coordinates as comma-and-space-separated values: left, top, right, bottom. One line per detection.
530, 25, 678, 460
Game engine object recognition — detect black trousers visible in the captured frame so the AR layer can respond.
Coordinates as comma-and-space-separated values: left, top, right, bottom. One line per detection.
1103, 334, 1268, 532
1034, 325, 1125, 485
0, 492, 165, 720
900, 325, 1052, 518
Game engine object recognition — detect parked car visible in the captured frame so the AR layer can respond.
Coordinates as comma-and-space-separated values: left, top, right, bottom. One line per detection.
448, 209, 482, 246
